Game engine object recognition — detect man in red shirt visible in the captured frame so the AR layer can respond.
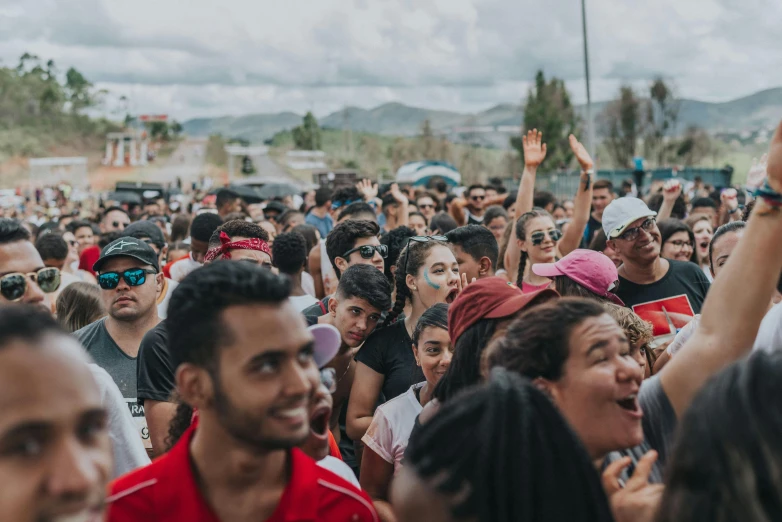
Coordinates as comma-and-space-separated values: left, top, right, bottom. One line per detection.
106, 261, 378, 522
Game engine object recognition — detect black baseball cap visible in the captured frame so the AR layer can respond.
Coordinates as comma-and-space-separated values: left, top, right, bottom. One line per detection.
124, 221, 166, 249
93, 237, 160, 273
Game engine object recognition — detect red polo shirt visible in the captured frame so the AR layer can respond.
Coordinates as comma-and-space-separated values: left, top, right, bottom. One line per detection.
106, 424, 378, 522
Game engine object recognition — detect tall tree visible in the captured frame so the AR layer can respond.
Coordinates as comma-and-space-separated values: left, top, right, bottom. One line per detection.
292, 112, 322, 150
64, 67, 94, 112
511, 70, 579, 169
676, 126, 712, 166
644, 77, 679, 166
418, 119, 438, 159
601, 85, 643, 168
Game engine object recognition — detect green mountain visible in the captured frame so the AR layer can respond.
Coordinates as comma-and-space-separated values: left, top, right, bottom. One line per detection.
181, 88, 782, 142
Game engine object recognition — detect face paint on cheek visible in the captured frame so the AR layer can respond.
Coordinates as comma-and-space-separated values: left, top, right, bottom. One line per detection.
423, 270, 441, 290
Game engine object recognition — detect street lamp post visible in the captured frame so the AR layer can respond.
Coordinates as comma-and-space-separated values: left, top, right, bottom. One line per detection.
581, 0, 595, 160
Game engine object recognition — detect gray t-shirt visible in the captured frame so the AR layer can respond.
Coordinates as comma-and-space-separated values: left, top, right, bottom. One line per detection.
75, 318, 150, 451
603, 375, 676, 484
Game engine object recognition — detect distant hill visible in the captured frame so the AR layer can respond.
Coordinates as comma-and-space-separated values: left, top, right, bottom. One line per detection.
182, 87, 782, 143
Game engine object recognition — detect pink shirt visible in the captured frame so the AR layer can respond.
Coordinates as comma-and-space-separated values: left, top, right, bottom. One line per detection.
522, 280, 551, 293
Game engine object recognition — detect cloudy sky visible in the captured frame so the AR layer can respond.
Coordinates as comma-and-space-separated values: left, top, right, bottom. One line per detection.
1, 0, 779, 121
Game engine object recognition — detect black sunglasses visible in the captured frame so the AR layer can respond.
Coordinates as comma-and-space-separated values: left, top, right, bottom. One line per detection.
618, 218, 656, 242
0, 267, 60, 302
470, 195, 485, 201
113, 221, 129, 229
402, 235, 448, 276
530, 229, 563, 246
97, 268, 157, 290
341, 244, 388, 260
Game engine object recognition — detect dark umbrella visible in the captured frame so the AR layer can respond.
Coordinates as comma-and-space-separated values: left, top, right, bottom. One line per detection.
209, 185, 264, 204
105, 191, 142, 204
257, 182, 300, 200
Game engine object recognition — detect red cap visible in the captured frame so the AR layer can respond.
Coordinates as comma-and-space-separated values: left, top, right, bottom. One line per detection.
448, 277, 559, 345
78, 245, 101, 275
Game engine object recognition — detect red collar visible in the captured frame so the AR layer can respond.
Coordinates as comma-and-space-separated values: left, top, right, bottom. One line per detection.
159, 423, 321, 522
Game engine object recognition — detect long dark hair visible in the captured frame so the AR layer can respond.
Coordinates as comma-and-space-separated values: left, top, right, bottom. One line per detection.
657, 352, 782, 522
405, 368, 614, 522
514, 209, 554, 289
433, 318, 501, 403
657, 218, 697, 263
383, 238, 448, 327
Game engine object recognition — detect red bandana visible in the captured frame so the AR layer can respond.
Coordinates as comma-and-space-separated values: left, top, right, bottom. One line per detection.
204, 231, 271, 262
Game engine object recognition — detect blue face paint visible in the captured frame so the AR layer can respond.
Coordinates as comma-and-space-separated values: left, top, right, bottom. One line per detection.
423, 270, 441, 290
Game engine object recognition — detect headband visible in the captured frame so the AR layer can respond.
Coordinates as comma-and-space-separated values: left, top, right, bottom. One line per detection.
204, 231, 271, 262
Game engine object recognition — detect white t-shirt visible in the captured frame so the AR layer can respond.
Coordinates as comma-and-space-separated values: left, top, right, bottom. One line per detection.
362, 382, 424, 474
317, 456, 360, 488
169, 254, 201, 282
156, 278, 178, 319
753, 301, 782, 352
289, 294, 319, 312
302, 271, 316, 297
89, 364, 150, 478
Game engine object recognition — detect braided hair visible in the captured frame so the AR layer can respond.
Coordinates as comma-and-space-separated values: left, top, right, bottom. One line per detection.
404, 368, 614, 522
383, 238, 448, 327
514, 208, 554, 289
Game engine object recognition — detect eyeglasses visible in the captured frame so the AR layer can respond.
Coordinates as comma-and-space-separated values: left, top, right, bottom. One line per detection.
320, 367, 337, 394
668, 240, 693, 250
530, 229, 563, 246
403, 235, 448, 276
341, 244, 388, 260
97, 268, 157, 290
617, 218, 656, 242
0, 267, 60, 302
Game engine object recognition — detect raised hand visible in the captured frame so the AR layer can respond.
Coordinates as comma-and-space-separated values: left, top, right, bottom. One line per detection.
569, 134, 594, 171
389, 183, 408, 205
522, 129, 547, 168
662, 180, 682, 203
356, 179, 378, 201
746, 154, 768, 190
458, 272, 476, 294
721, 188, 739, 211
602, 451, 664, 522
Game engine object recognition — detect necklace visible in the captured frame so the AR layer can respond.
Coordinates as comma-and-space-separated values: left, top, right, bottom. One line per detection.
337, 360, 352, 383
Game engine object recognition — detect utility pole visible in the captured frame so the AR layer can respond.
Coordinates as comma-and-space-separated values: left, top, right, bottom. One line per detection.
581, 0, 595, 160
342, 107, 354, 160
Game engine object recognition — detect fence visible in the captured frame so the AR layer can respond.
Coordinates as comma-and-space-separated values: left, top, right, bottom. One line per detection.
500, 167, 734, 200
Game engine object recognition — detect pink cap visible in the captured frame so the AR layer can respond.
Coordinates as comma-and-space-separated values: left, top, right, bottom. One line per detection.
532, 249, 624, 306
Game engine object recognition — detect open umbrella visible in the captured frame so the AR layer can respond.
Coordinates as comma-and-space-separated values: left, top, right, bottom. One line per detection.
209, 185, 264, 204
257, 182, 300, 200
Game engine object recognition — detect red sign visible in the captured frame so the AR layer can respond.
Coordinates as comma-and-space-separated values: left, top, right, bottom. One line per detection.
139, 115, 168, 122
632, 295, 695, 338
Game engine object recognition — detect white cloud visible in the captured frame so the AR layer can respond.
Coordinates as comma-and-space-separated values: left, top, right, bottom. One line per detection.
1, 0, 780, 120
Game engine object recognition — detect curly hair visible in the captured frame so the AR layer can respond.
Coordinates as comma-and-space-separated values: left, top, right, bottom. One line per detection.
208, 219, 270, 249
272, 231, 307, 275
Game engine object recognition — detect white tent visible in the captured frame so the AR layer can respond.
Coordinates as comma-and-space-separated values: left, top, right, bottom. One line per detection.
395, 161, 461, 187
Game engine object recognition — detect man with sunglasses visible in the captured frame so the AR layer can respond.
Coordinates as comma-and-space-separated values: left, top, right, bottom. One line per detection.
464, 184, 487, 225
0, 218, 61, 311
604, 198, 710, 347
76, 237, 163, 454
100, 206, 131, 234
415, 194, 438, 223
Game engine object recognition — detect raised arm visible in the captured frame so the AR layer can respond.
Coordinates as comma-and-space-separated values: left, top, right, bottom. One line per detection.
448, 197, 467, 226
656, 180, 682, 221
506, 129, 546, 283
660, 119, 782, 417
390, 183, 409, 228
558, 134, 594, 256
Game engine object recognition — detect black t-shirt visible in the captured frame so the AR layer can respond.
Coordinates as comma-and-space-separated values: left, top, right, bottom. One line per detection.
616, 259, 710, 343
302, 296, 330, 318
355, 319, 423, 401
582, 215, 602, 247
136, 321, 174, 404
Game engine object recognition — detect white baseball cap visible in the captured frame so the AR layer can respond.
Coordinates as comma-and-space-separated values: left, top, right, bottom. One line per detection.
602, 197, 657, 238
308, 323, 341, 368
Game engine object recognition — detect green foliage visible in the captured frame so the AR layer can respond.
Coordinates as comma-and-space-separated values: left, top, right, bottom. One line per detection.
0, 53, 114, 160
147, 121, 170, 140
292, 112, 322, 150
511, 70, 580, 169
644, 77, 680, 166
170, 120, 183, 136
601, 85, 644, 168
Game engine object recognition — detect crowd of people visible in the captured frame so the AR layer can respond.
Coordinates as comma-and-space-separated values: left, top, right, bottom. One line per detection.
2, 125, 782, 522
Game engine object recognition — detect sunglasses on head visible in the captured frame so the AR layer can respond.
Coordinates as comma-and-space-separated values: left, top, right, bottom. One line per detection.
403, 235, 448, 275
0, 267, 60, 302
617, 217, 656, 242
97, 268, 157, 290
530, 229, 563, 246
341, 244, 388, 260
